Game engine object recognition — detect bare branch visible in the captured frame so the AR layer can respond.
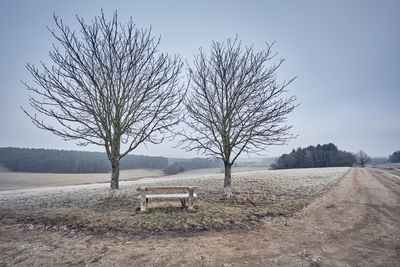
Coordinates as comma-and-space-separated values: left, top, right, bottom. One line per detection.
22, 10, 185, 190
179, 37, 298, 196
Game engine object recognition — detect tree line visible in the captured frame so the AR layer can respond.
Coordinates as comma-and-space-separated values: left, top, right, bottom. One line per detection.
271, 143, 356, 169
0, 147, 168, 173
389, 150, 400, 163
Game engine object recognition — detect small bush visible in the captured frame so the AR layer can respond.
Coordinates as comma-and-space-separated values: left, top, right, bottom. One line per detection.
163, 163, 185, 175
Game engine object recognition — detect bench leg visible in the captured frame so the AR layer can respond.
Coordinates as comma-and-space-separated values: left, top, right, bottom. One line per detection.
188, 187, 194, 210
140, 189, 147, 211
179, 198, 186, 208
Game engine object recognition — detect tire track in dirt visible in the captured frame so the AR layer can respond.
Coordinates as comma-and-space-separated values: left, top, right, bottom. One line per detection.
324, 168, 400, 266
1, 168, 400, 266
367, 168, 400, 195
258, 168, 395, 266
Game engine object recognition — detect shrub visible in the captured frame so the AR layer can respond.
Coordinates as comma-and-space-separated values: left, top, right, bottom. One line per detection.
163, 163, 185, 175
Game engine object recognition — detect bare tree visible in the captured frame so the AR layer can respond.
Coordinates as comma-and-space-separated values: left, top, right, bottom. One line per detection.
22, 11, 185, 195
356, 150, 370, 167
180, 37, 297, 197
389, 150, 400, 163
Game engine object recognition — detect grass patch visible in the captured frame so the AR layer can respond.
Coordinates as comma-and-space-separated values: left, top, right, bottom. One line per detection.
373, 167, 400, 185
0, 168, 349, 234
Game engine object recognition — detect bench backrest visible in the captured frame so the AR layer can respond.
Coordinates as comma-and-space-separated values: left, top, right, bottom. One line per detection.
136, 186, 198, 192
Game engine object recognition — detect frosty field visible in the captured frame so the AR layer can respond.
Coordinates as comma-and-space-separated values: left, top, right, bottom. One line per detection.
0, 167, 350, 233
2, 167, 400, 266
0, 168, 164, 191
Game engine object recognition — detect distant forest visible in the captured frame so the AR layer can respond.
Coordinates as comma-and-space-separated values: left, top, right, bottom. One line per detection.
0, 147, 168, 173
271, 143, 356, 169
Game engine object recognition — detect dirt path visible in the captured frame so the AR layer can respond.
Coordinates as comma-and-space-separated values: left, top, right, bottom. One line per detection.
1, 168, 400, 266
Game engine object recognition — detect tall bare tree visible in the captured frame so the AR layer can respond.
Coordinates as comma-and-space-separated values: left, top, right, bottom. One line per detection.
22, 11, 185, 194
180, 38, 297, 197
356, 150, 370, 167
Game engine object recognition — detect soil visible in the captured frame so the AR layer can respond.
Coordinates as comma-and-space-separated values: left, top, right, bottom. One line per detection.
1, 167, 400, 266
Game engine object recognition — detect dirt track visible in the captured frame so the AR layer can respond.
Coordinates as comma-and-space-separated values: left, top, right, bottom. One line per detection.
1, 168, 400, 266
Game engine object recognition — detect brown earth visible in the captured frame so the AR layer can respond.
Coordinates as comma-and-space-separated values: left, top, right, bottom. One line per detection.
1, 167, 399, 266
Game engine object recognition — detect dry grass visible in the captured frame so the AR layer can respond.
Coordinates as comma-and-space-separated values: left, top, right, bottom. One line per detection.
372, 167, 400, 185
0, 169, 164, 190
0, 164, 10, 173
0, 167, 350, 234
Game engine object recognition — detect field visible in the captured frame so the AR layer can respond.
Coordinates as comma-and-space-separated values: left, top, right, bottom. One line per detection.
0, 166, 267, 191
1, 167, 400, 266
0, 168, 164, 190
0, 167, 348, 234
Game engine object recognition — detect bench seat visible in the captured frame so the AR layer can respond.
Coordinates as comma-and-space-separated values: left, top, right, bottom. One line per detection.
137, 186, 198, 211
137, 193, 198, 199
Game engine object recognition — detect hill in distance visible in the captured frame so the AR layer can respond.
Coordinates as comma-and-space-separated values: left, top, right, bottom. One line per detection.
0, 147, 168, 173
0, 147, 224, 174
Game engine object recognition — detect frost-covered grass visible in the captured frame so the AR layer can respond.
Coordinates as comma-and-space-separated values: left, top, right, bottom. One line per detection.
371, 167, 400, 185
0, 167, 350, 233
0, 169, 164, 190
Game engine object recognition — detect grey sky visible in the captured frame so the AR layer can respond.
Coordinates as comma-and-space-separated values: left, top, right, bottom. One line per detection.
0, 0, 398, 158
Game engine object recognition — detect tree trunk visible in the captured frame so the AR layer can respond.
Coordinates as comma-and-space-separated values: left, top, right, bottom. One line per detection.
109, 158, 120, 198
223, 161, 232, 197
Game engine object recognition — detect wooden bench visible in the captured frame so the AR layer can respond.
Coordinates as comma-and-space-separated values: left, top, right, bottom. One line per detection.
136, 186, 198, 211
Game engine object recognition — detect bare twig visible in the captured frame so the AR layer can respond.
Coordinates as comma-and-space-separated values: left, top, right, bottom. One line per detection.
22, 11, 185, 192
179, 37, 298, 196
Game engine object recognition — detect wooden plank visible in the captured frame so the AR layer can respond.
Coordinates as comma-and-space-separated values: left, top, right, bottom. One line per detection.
136, 186, 198, 192
136, 193, 197, 199
136, 186, 198, 211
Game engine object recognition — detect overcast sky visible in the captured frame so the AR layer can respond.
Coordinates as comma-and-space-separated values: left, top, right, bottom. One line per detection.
0, 0, 399, 159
